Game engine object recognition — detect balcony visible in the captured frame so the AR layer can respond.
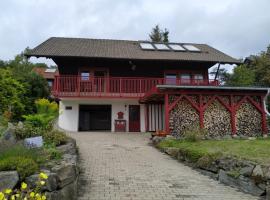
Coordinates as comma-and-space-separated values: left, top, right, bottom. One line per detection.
52, 76, 219, 98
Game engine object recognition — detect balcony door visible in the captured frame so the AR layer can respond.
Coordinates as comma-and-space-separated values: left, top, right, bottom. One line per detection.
129, 105, 140, 132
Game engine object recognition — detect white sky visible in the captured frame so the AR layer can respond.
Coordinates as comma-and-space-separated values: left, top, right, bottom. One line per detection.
0, 0, 269, 72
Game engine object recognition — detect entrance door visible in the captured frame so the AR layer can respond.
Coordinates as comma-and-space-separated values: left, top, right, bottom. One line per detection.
129, 105, 140, 132
79, 105, 111, 131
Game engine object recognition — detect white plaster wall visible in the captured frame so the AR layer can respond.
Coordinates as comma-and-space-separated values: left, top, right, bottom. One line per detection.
59, 101, 79, 132
58, 98, 146, 132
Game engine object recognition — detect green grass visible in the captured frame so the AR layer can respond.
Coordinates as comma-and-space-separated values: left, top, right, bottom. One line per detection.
158, 138, 270, 165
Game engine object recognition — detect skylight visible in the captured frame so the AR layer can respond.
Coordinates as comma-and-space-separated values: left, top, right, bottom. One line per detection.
153, 43, 170, 50
183, 44, 200, 52
140, 43, 155, 50
168, 44, 185, 51
45, 68, 57, 73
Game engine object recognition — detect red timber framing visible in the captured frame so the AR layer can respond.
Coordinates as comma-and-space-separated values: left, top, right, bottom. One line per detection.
162, 91, 268, 136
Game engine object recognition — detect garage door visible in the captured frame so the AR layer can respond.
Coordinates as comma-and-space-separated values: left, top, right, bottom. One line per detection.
79, 105, 111, 131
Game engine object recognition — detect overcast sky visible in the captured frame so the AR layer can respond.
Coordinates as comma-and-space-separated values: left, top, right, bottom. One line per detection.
0, 0, 269, 67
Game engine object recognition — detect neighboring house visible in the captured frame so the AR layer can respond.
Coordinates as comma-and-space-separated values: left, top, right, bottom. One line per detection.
33, 67, 59, 88
26, 37, 269, 137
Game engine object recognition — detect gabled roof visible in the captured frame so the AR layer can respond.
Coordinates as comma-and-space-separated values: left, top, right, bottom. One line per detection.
26, 37, 241, 64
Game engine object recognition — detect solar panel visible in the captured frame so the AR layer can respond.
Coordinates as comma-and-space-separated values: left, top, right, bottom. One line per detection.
45, 68, 57, 73
140, 43, 155, 50
168, 44, 186, 51
183, 44, 200, 52
153, 43, 170, 50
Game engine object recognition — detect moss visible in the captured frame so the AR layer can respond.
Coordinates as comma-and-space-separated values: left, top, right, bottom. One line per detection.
227, 168, 241, 179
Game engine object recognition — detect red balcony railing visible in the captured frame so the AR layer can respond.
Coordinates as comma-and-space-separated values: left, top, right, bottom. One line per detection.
52, 76, 219, 98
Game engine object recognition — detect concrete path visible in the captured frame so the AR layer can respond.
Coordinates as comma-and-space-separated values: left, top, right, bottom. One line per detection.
70, 132, 258, 200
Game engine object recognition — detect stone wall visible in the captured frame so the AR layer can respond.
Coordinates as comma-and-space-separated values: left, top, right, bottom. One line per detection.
169, 94, 266, 138
153, 140, 270, 198
0, 139, 79, 200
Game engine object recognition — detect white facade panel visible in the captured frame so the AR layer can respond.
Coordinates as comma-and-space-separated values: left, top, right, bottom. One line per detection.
58, 98, 146, 132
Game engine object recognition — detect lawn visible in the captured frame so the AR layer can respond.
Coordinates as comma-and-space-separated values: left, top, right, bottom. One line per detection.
158, 138, 270, 165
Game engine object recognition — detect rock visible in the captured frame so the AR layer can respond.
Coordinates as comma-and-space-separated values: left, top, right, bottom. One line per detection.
1, 126, 16, 144
56, 142, 76, 155
263, 166, 270, 180
0, 171, 19, 191
17, 121, 24, 129
164, 147, 179, 158
222, 135, 232, 140
266, 186, 270, 200
152, 136, 165, 145
25, 171, 58, 192
219, 170, 264, 196
252, 165, 264, 178
46, 181, 77, 200
240, 165, 255, 177
51, 164, 77, 188
248, 137, 256, 140
165, 135, 174, 140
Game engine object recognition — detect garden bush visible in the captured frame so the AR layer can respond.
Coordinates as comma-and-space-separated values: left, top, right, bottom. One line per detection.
0, 157, 38, 179
182, 127, 207, 142
43, 130, 68, 146
44, 143, 62, 160
14, 122, 45, 139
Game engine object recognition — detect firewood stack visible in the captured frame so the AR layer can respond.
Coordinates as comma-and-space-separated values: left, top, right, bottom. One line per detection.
170, 99, 199, 138
236, 103, 262, 137
204, 100, 231, 137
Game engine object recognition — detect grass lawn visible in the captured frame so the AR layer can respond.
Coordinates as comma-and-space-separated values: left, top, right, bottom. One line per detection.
158, 138, 270, 165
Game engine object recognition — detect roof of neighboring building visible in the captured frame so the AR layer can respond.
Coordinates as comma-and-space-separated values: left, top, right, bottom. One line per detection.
33, 67, 59, 79
26, 37, 241, 64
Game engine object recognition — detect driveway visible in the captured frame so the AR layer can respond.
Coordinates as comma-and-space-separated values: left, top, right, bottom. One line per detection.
70, 132, 258, 200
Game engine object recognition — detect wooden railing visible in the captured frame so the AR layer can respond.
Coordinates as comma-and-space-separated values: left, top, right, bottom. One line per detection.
52, 76, 219, 98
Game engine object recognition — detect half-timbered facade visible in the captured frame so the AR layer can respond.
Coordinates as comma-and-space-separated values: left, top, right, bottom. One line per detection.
27, 37, 269, 136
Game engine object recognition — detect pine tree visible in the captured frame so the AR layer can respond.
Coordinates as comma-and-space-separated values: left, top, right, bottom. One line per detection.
149, 25, 170, 43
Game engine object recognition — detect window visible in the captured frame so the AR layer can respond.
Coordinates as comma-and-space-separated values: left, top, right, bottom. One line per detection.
165, 74, 177, 85
180, 74, 191, 84
140, 43, 155, 50
194, 74, 204, 85
168, 44, 185, 51
81, 71, 90, 81
183, 45, 200, 52
47, 80, 53, 87
154, 43, 170, 50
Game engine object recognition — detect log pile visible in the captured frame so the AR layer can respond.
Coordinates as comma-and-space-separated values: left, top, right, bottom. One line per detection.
236, 102, 262, 136
170, 99, 199, 138
203, 100, 231, 137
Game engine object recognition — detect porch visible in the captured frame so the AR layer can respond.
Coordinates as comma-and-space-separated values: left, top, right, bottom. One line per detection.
52, 75, 219, 98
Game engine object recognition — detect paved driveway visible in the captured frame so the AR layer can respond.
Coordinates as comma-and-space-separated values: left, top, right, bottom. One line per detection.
70, 132, 258, 200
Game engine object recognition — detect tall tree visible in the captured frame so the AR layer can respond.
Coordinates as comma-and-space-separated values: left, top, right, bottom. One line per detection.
149, 25, 170, 43
226, 65, 255, 86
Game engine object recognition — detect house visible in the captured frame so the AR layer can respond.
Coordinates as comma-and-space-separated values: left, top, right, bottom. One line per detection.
32, 67, 59, 88
26, 37, 269, 137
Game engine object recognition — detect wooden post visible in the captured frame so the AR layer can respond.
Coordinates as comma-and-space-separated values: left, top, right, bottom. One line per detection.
230, 95, 237, 136
261, 96, 268, 136
165, 93, 170, 134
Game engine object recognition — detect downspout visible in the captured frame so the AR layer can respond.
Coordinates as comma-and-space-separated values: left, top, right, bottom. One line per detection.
264, 89, 270, 116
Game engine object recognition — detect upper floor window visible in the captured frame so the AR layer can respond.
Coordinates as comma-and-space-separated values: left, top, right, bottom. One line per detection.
180, 74, 191, 84
165, 74, 177, 85
194, 74, 204, 84
81, 71, 90, 81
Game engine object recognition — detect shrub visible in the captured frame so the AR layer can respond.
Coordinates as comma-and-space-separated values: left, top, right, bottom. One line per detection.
35, 98, 58, 116
23, 114, 55, 130
182, 127, 207, 142
44, 143, 62, 160
43, 130, 68, 146
14, 122, 45, 139
0, 157, 38, 179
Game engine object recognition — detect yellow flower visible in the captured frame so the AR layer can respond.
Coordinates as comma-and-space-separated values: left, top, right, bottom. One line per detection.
4, 189, 12, 194
15, 194, 20, 198
23, 197, 27, 200
0, 192, 5, 200
41, 195, 46, 200
11, 195, 15, 200
40, 181, 46, 186
21, 182, 27, 190
39, 172, 48, 180
30, 192, 35, 198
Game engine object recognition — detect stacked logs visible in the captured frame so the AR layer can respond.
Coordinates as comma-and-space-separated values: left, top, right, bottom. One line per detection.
204, 100, 231, 137
169, 99, 199, 138
236, 103, 262, 137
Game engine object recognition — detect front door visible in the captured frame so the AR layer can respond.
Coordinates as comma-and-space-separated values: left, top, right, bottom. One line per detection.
129, 105, 140, 132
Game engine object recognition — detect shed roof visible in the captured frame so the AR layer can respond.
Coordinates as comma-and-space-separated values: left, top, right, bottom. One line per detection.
26, 37, 241, 64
